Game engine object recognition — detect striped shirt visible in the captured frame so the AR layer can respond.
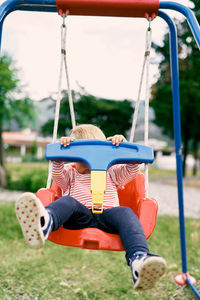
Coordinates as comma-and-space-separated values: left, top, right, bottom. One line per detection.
52, 161, 140, 209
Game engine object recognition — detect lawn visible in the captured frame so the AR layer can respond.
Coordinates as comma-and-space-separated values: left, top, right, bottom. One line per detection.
0, 201, 200, 300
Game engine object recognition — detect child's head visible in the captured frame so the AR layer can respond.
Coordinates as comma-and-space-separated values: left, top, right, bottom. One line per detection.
70, 124, 106, 140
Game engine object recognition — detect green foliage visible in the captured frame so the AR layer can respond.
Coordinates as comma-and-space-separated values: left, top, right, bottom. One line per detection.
0, 54, 19, 95
31, 140, 38, 155
6, 163, 48, 192
150, 1, 200, 175
41, 90, 134, 138
0, 53, 37, 130
22, 154, 46, 163
0, 53, 37, 177
7, 169, 48, 192
8, 96, 37, 129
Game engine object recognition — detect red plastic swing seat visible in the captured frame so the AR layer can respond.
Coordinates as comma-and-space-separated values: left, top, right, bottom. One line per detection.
36, 171, 158, 251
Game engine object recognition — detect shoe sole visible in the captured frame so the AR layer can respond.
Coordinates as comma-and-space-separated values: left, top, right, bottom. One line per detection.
16, 192, 45, 249
134, 257, 166, 289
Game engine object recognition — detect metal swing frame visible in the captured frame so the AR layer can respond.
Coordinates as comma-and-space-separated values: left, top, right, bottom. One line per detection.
0, 0, 200, 298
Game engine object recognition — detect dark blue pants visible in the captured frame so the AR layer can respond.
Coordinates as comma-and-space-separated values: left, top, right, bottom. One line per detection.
47, 196, 149, 264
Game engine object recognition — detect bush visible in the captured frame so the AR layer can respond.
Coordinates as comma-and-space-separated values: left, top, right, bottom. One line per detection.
7, 168, 48, 192
22, 154, 46, 163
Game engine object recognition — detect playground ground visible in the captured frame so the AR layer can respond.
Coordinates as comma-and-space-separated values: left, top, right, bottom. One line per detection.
1, 179, 200, 299
1, 180, 200, 218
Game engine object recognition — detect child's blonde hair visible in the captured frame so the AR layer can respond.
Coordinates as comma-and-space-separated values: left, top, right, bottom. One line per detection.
70, 124, 106, 140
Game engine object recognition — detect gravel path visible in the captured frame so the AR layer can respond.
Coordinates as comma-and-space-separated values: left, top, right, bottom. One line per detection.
1, 182, 200, 218
149, 182, 200, 218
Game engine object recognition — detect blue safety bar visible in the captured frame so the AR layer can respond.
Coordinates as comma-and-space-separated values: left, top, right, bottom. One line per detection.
0, 1, 200, 298
45, 140, 154, 170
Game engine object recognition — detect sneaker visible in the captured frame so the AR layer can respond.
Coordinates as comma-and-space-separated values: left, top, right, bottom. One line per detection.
16, 192, 53, 249
130, 252, 166, 289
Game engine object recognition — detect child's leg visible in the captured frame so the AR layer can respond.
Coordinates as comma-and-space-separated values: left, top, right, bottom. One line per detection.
16, 193, 95, 249
98, 207, 166, 289
99, 206, 149, 261
16, 192, 53, 249
46, 195, 96, 231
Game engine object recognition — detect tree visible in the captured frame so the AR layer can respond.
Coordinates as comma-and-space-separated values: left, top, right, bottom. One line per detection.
0, 53, 36, 186
150, 0, 200, 176
41, 89, 134, 139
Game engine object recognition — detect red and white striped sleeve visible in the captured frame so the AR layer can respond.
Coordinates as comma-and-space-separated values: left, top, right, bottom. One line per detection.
108, 164, 141, 188
52, 161, 70, 193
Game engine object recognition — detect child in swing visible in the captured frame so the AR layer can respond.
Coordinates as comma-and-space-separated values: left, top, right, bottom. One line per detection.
16, 124, 166, 290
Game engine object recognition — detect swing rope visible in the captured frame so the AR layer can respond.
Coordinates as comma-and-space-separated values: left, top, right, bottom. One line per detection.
62, 15, 76, 130
129, 19, 152, 197
46, 17, 152, 192
46, 14, 76, 189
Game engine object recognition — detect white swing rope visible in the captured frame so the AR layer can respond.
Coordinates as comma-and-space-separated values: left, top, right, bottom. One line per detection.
46, 14, 76, 189
46, 17, 152, 190
129, 19, 152, 197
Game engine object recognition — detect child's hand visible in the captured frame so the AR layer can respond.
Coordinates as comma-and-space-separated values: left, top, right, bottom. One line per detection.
107, 135, 127, 146
60, 136, 75, 147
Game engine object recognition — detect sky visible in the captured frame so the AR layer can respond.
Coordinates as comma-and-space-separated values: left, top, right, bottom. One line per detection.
0, 0, 193, 101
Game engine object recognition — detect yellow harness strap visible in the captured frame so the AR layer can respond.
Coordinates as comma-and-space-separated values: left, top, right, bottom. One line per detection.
90, 170, 106, 214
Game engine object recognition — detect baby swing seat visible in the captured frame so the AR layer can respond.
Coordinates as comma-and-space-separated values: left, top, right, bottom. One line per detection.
36, 140, 158, 251
36, 172, 158, 251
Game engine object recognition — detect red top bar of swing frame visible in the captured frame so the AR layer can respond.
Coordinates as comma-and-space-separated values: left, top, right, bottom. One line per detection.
56, 0, 160, 19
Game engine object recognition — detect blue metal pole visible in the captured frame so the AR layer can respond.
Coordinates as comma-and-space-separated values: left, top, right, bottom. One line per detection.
158, 9, 187, 273
0, 0, 56, 23
0, 0, 20, 25
186, 275, 200, 299
15, 0, 57, 13
158, 10, 200, 299
0, 0, 19, 53
160, 1, 200, 49
0, 19, 3, 53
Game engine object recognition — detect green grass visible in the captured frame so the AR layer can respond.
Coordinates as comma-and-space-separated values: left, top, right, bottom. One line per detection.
0, 201, 200, 299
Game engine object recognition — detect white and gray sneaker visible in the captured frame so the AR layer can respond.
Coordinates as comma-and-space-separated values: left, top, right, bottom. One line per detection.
130, 251, 166, 289
16, 192, 53, 249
